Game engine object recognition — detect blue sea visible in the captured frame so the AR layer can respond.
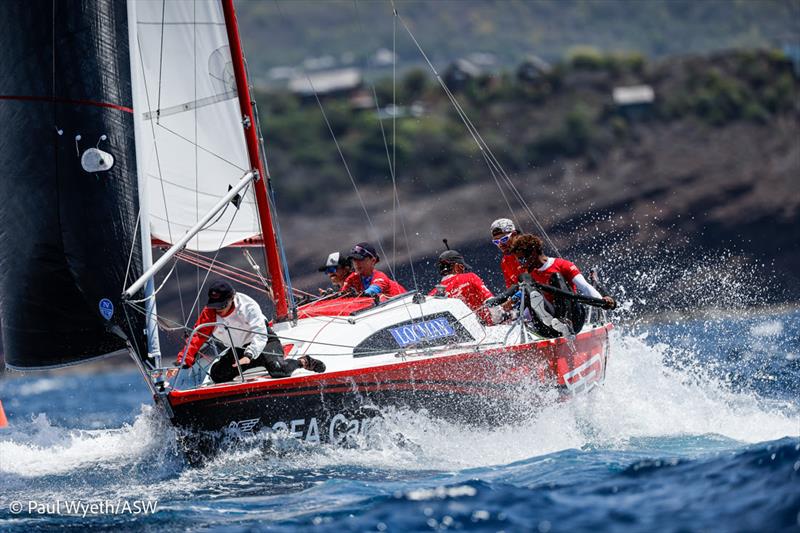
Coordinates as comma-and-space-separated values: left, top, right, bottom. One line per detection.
1, 309, 798, 532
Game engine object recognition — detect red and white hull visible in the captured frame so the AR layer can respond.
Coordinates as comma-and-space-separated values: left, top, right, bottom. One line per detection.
162, 294, 612, 448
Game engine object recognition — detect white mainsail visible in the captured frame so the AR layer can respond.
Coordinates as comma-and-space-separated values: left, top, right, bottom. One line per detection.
128, 0, 260, 252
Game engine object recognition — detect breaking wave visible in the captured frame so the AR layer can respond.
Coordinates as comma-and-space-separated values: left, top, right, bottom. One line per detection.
1, 327, 797, 488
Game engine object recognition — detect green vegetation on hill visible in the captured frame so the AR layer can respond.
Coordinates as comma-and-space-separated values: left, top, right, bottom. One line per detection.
255, 49, 798, 210
235, 0, 799, 74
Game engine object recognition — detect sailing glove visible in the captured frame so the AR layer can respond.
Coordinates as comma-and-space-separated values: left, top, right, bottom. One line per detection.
363, 284, 382, 296
601, 296, 617, 310
485, 295, 506, 307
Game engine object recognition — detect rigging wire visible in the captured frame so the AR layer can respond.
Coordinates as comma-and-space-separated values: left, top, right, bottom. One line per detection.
182, 182, 253, 327
352, 0, 419, 292
125, 256, 180, 304
389, 0, 561, 257
193, 0, 200, 316
136, 26, 188, 323
123, 207, 142, 290
272, 0, 395, 280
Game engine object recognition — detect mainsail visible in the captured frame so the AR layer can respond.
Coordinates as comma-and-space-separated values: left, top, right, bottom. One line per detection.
0, 0, 290, 371
0, 0, 146, 369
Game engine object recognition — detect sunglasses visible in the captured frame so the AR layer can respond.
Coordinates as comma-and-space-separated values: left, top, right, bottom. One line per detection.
492, 233, 513, 246
351, 245, 376, 259
324, 266, 337, 274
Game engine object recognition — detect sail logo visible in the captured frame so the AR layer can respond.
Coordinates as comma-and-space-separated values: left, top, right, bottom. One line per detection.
389, 317, 455, 347
98, 299, 114, 321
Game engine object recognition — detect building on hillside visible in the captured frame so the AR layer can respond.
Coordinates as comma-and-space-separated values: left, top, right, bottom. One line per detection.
443, 59, 483, 90
612, 84, 655, 119
288, 67, 362, 99
517, 55, 552, 82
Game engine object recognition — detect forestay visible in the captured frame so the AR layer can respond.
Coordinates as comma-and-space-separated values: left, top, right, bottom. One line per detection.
128, 0, 260, 252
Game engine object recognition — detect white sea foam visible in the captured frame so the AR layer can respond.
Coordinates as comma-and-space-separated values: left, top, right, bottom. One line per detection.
184, 327, 799, 476
0, 406, 170, 478
15, 377, 62, 397
1, 329, 797, 483
566, 330, 799, 446
749, 320, 784, 337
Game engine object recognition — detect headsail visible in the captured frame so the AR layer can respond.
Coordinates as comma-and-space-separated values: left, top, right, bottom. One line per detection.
128, 0, 261, 252
0, 0, 146, 369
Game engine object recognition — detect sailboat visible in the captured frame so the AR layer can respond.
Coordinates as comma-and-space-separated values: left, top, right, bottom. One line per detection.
0, 0, 612, 449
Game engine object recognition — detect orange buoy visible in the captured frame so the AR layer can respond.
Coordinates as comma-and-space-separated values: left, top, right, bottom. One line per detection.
0, 400, 8, 428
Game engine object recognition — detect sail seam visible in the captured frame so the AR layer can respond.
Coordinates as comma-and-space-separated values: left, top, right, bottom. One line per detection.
0, 94, 133, 113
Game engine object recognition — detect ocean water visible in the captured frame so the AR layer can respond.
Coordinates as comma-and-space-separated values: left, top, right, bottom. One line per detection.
0, 309, 798, 532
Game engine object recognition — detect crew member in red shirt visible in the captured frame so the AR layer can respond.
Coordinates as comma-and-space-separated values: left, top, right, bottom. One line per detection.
340, 242, 406, 298
429, 250, 494, 324
506, 234, 616, 333
510, 234, 616, 306
490, 218, 524, 289
488, 234, 617, 336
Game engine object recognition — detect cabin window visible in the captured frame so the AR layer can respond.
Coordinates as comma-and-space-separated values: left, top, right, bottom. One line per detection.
353, 312, 473, 357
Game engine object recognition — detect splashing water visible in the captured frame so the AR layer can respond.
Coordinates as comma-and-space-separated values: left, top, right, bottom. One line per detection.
0, 310, 798, 530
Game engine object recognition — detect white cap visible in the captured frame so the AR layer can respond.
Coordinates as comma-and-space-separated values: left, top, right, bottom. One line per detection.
490, 218, 516, 234
318, 251, 344, 271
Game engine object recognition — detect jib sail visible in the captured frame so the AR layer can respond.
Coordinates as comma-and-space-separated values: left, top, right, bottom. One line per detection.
128, 0, 262, 252
0, 0, 146, 369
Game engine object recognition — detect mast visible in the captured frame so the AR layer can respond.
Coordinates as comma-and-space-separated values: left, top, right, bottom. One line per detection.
221, 0, 288, 320
127, 0, 161, 365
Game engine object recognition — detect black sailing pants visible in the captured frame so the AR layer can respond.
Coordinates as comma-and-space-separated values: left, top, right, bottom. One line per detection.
207, 329, 300, 384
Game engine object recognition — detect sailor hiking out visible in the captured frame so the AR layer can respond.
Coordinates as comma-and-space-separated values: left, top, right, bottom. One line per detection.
177, 281, 325, 383
487, 234, 616, 337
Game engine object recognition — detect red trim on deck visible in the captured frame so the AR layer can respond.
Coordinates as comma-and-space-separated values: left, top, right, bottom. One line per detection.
0, 95, 133, 113
297, 297, 376, 318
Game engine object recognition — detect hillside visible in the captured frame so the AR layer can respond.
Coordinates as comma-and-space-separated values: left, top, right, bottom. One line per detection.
250, 49, 798, 305
234, 0, 800, 80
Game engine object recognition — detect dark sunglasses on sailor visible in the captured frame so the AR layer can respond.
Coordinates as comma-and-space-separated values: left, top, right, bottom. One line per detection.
352, 245, 375, 259
492, 233, 513, 246
438, 259, 455, 275
324, 266, 337, 274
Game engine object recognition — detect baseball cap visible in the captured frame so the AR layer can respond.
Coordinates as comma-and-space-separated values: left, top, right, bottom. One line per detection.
438, 250, 472, 270
490, 218, 516, 235
349, 242, 379, 261
317, 251, 350, 272
206, 280, 235, 309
